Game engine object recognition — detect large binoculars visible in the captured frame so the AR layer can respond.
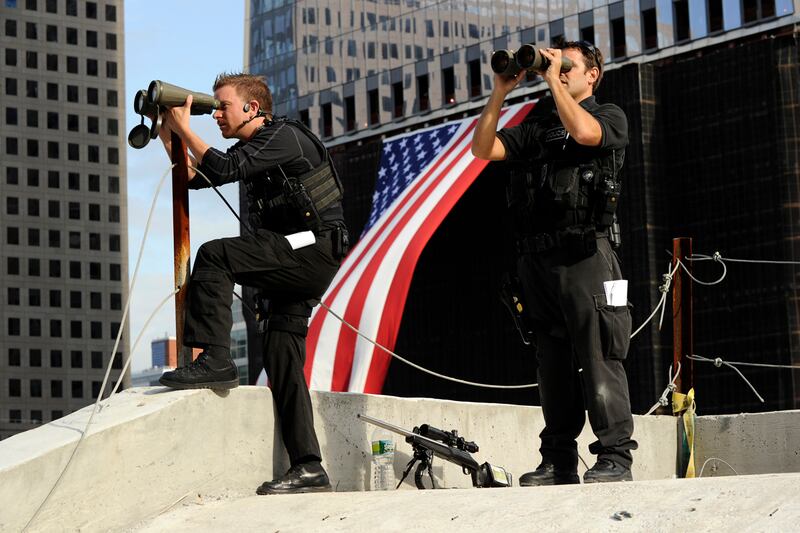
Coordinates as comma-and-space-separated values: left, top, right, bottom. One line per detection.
491, 44, 574, 77
127, 80, 220, 149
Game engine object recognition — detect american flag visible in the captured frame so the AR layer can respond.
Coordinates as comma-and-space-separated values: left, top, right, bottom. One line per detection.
303, 101, 535, 393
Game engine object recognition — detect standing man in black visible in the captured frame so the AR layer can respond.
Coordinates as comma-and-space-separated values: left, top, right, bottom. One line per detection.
156, 73, 348, 494
472, 42, 637, 484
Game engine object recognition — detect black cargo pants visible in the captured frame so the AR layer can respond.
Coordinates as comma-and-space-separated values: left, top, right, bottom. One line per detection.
183, 227, 341, 465
518, 236, 638, 470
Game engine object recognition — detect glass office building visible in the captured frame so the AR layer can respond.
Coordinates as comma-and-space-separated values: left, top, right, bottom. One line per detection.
246, 0, 795, 142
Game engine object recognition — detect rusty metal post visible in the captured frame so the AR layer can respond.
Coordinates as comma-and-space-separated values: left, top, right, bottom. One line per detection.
171, 132, 192, 367
672, 237, 694, 394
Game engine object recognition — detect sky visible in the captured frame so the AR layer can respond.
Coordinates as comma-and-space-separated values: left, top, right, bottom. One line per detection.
124, 1, 245, 371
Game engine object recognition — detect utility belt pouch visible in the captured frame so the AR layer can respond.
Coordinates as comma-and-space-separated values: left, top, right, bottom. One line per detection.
547, 165, 581, 210
499, 273, 534, 346
283, 177, 321, 230
332, 225, 350, 260
594, 177, 620, 228
562, 226, 598, 261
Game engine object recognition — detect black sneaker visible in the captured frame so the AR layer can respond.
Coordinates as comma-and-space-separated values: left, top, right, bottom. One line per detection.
583, 459, 633, 483
519, 462, 580, 486
159, 352, 239, 390
256, 462, 333, 495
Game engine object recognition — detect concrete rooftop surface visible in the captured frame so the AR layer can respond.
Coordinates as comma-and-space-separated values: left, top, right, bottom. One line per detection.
1, 386, 798, 532
130, 472, 800, 532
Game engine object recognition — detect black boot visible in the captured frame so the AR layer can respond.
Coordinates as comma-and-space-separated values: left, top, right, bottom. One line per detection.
519, 462, 580, 486
159, 352, 239, 390
256, 462, 332, 495
583, 459, 633, 483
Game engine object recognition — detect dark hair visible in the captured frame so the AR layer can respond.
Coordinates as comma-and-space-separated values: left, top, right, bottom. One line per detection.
213, 72, 273, 113
560, 41, 605, 93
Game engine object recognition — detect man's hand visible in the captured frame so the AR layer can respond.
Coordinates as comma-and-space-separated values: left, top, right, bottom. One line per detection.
163, 94, 193, 139
540, 48, 563, 87
493, 70, 526, 97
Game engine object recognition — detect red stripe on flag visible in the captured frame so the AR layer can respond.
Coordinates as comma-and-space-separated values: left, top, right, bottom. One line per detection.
361, 156, 488, 392
304, 122, 479, 386
330, 121, 482, 391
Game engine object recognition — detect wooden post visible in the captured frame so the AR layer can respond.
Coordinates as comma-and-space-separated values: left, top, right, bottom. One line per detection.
672, 237, 694, 394
171, 132, 192, 367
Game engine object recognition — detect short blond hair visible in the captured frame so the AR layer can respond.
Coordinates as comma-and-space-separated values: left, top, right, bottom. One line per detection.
213, 72, 273, 113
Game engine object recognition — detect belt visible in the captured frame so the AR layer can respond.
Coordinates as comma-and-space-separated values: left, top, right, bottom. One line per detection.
517, 226, 603, 255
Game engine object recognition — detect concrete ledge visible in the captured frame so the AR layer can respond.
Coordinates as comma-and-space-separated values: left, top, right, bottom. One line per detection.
695, 410, 800, 476
0, 386, 677, 531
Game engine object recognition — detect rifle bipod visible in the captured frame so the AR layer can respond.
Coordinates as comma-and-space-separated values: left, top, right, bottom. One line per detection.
398, 442, 436, 489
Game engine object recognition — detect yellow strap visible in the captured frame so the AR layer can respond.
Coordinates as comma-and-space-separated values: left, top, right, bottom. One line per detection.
673, 388, 696, 478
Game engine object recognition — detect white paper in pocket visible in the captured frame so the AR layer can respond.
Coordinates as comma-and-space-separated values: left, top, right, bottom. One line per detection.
603, 279, 628, 307
285, 231, 316, 250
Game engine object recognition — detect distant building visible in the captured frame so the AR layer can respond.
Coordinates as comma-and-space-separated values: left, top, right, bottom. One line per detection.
0, 0, 129, 440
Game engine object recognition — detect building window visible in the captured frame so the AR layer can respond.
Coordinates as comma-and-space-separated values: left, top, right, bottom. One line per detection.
8, 287, 20, 305
50, 319, 61, 337
48, 171, 59, 188
69, 261, 81, 279
8, 317, 21, 336
742, 0, 775, 22
443, 67, 455, 105
5, 19, 17, 37
71, 380, 83, 399
69, 290, 81, 308
46, 24, 56, 41
70, 321, 82, 339
68, 172, 79, 190
106, 33, 117, 50
28, 288, 40, 306
5, 48, 17, 66
708, 0, 724, 32
89, 262, 101, 280
368, 88, 379, 126
392, 81, 403, 118
8, 257, 20, 275
9, 348, 21, 366
67, 85, 78, 102
89, 233, 100, 250
674, 0, 690, 42
30, 379, 42, 397
9, 410, 22, 424
609, 3, 627, 59
468, 59, 482, 98
105, 4, 116, 21
69, 231, 80, 249
25, 50, 37, 68
51, 380, 62, 398
344, 95, 355, 132
86, 30, 97, 47
91, 351, 103, 368
49, 289, 60, 307
29, 349, 41, 367
91, 321, 102, 339
109, 234, 121, 251
321, 102, 332, 138
91, 292, 102, 309
48, 229, 60, 247
86, 58, 98, 76
48, 259, 60, 277
87, 87, 98, 104
110, 293, 121, 310
50, 350, 62, 367
7, 226, 20, 245
6, 196, 19, 215
417, 74, 429, 112
9, 379, 21, 397
29, 318, 41, 336
110, 263, 121, 281
28, 258, 40, 276
86, 1, 97, 18
25, 21, 36, 39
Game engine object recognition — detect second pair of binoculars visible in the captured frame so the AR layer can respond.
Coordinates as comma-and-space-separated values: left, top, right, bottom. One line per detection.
128, 80, 220, 149
491, 44, 574, 77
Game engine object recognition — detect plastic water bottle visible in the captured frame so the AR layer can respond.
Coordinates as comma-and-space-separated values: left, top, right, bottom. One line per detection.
371, 427, 395, 490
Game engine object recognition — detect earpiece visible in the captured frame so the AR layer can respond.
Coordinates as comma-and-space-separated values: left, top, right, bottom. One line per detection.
243, 103, 251, 112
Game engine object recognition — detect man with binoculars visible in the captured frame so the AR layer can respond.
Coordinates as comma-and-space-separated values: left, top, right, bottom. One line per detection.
472, 43, 637, 485
156, 73, 347, 495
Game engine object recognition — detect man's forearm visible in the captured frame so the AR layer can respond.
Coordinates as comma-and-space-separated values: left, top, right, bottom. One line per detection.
472, 90, 506, 159
549, 83, 602, 146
